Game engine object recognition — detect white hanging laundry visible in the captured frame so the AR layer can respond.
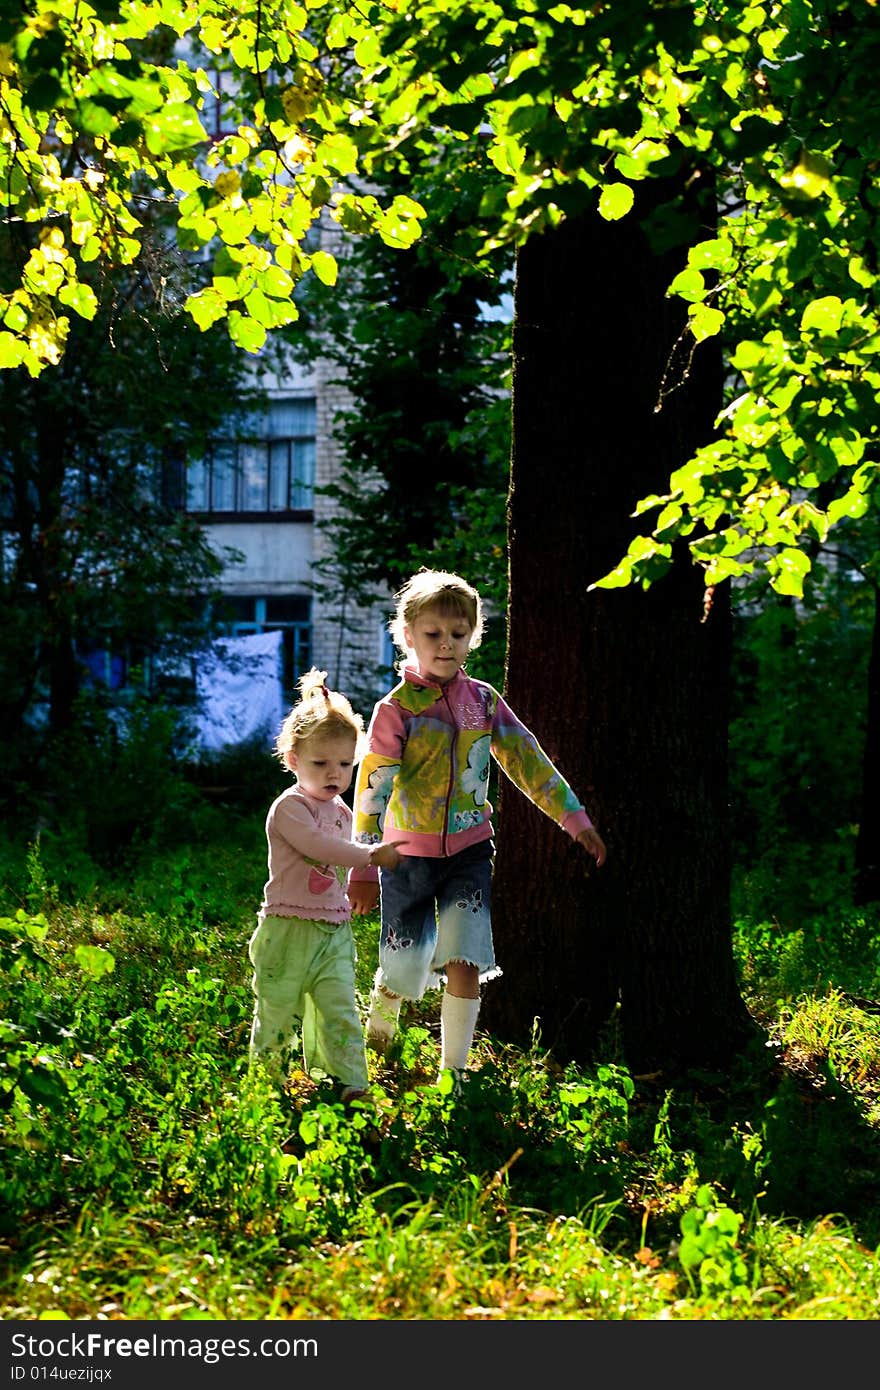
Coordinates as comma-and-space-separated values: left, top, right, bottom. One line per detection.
193, 629, 284, 753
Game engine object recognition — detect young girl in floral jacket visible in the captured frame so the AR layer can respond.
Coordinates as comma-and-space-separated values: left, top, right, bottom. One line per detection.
349, 569, 605, 1086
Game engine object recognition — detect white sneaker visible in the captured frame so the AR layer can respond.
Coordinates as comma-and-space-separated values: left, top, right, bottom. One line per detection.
366, 988, 400, 1054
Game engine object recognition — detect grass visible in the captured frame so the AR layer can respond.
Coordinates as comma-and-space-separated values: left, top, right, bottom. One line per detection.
2, 823, 880, 1321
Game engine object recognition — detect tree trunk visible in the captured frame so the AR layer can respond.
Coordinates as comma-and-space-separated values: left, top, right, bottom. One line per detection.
34, 385, 79, 738
44, 611, 80, 738
482, 189, 758, 1075
854, 584, 880, 904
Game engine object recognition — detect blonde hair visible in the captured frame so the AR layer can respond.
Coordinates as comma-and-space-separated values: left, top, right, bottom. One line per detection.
389, 569, 484, 654
275, 667, 366, 766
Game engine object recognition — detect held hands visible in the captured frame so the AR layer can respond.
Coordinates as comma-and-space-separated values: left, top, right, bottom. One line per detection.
576, 826, 607, 868
348, 842, 400, 917
371, 842, 402, 871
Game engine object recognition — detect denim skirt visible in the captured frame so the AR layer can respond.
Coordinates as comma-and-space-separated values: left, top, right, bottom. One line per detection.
377, 838, 500, 1000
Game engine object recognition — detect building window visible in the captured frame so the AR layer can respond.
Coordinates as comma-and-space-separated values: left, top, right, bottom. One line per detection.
187, 397, 316, 515
81, 647, 130, 692
201, 68, 239, 142
216, 594, 311, 693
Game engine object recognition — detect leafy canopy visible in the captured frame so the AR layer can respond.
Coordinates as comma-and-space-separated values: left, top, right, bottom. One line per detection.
0, 0, 426, 371
3, 0, 879, 594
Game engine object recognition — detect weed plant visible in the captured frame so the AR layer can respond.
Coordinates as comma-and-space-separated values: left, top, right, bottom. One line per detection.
2, 817, 880, 1321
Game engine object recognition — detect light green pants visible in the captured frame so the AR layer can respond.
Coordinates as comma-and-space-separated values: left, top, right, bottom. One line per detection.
248, 914, 369, 1091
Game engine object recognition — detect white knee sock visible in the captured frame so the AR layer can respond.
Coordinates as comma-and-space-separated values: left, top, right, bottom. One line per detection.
440, 992, 480, 1072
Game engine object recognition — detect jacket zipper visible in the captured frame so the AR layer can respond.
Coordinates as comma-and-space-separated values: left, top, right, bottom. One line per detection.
440, 687, 458, 856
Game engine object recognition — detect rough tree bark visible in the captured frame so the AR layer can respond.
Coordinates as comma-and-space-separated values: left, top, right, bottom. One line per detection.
481, 186, 758, 1075
854, 584, 880, 904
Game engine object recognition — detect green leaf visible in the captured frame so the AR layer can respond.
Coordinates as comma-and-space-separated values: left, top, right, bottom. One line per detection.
767, 547, 810, 597
847, 255, 875, 289
243, 287, 273, 325
487, 136, 525, 175
260, 264, 295, 298
668, 267, 706, 303
143, 103, 207, 155
687, 237, 735, 272
309, 250, 337, 285
76, 99, 118, 137
827, 488, 870, 524
589, 560, 632, 590
74, 944, 115, 980
729, 339, 765, 371
228, 310, 267, 353
3, 302, 29, 333
57, 282, 98, 320
376, 198, 426, 248
185, 287, 227, 331
701, 554, 750, 585
326, 13, 353, 48
779, 150, 834, 200
315, 132, 359, 176
800, 295, 843, 336
216, 206, 255, 245
598, 183, 634, 221
589, 535, 672, 591
0, 332, 25, 368
688, 303, 724, 343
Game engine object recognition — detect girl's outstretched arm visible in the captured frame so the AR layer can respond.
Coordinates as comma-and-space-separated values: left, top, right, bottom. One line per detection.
576, 825, 607, 867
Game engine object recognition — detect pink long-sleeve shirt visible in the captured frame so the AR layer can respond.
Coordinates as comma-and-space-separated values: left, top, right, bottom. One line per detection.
260, 786, 373, 923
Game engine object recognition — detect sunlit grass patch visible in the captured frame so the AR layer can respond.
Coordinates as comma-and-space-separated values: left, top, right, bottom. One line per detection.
5, 829, 880, 1320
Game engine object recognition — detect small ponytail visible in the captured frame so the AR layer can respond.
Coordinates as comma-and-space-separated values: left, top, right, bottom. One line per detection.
275, 667, 366, 765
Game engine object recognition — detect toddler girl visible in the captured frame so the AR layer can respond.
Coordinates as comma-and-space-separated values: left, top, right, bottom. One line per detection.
248, 667, 400, 1101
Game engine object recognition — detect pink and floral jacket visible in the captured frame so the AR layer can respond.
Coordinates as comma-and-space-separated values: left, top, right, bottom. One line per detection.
350, 665, 593, 884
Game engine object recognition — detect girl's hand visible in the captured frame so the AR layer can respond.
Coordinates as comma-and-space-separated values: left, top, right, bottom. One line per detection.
371, 843, 401, 871
348, 881, 381, 915
576, 826, 607, 867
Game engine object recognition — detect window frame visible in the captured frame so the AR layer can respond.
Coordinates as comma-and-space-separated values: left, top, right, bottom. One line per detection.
186, 397, 316, 518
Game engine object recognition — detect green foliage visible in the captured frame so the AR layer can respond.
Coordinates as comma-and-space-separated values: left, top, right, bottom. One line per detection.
46, 695, 203, 865
4, 806, 880, 1318
0, 909, 71, 1125
733, 592, 862, 849
0, 0, 425, 372
729, 545, 875, 918
289, 154, 512, 701
0, 213, 260, 745
733, 908, 880, 1012
352, 0, 880, 597
677, 1184, 750, 1297
181, 738, 286, 816
3, 1, 878, 596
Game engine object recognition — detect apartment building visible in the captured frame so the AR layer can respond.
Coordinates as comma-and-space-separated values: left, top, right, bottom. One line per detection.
183, 340, 395, 751
184, 68, 396, 749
